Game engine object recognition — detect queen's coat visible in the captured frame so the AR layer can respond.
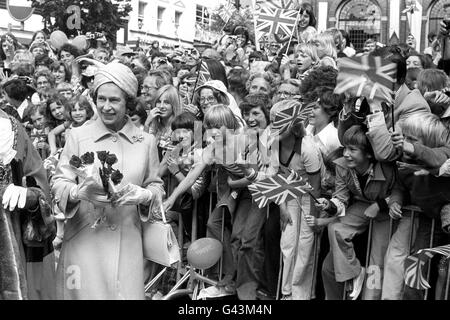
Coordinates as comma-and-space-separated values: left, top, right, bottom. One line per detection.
52, 117, 163, 300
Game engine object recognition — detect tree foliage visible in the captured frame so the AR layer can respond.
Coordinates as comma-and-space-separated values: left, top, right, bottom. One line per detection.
31, 0, 132, 47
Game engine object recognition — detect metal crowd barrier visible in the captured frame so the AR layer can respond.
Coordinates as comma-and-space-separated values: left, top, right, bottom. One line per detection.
150, 173, 450, 301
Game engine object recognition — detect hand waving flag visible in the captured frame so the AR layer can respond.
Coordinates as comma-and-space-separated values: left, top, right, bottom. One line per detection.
334, 55, 397, 104
404, 244, 450, 290
248, 171, 313, 208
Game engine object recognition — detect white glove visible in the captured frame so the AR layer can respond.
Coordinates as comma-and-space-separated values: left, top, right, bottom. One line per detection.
69, 176, 110, 207
111, 183, 153, 207
2, 184, 28, 211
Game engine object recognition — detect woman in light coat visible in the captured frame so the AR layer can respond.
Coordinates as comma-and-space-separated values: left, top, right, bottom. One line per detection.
52, 62, 164, 300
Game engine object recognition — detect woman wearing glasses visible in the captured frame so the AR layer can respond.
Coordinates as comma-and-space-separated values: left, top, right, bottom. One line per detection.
189, 80, 245, 127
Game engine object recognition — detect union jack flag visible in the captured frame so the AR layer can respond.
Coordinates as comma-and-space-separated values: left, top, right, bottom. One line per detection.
256, 0, 300, 10
404, 244, 450, 290
218, 2, 236, 23
248, 171, 313, 208
334, 55, 397, 104
271, 100, 313, 136
255, 7, 299, 48
196, 60, 211, 88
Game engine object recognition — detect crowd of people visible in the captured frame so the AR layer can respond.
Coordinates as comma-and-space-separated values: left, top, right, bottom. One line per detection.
2, 2, 450, 301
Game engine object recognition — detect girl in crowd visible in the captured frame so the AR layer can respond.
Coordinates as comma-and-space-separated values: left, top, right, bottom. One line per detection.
128, 99, 148, 131
51, 61, 72, 85
313, 32, 338, 70
275, 3, 317, 44
145, 84, 183, 160
58, 43, 81, 67
48, 95, 94, 155
44, 92, 70, 147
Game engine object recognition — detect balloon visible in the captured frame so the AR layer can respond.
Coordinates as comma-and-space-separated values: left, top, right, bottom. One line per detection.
50, 30, 68, 50
186, 238, 222, 270
72, 35, 88, 51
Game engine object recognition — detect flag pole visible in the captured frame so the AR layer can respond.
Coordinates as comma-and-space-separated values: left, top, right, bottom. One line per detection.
285, 8, 302, 55
191, 58, 203, 103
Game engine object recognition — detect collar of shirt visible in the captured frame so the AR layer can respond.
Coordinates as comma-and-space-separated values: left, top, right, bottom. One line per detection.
92, 116, 141, 144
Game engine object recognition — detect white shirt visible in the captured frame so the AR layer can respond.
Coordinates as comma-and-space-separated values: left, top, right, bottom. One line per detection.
306, 122, 342, 158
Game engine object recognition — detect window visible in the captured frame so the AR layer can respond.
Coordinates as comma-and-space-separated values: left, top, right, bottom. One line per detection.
175, 11, 182, 29
196, 5, 210, 27
157, 6, 165, 32
429, 0, 449, 39
337, 0, 382, 51
138, 1, 147, 19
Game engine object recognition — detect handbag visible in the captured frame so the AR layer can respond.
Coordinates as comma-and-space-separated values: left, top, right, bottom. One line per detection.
143, 203, 181, 267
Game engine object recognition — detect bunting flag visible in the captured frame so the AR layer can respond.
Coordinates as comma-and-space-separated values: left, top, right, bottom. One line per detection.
334, 55, 398, 104
404, 244, 450, 290
248, 171, 313, 208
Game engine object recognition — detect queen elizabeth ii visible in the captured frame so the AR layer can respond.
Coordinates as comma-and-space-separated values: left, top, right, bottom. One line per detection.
52, 62, 164, 300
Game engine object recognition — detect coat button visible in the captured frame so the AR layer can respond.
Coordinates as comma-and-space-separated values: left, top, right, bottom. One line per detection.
110, 224, 117, 231
112, 136, 118, 142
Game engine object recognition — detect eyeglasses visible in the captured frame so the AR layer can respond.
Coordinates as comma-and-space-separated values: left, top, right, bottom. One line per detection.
141, 85, 158, 91
199, 96, 217, 104
277, 91, 295, 97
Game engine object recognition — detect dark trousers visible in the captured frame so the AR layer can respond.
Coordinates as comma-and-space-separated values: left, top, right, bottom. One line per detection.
257, 203, 281, 297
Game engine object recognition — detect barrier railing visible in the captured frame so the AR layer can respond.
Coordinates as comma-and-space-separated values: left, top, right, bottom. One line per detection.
150, 173, 450, 300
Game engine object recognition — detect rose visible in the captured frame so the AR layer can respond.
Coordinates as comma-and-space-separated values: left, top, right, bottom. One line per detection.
97, 151, 108, 163
81, 152, 95, 165
69, 155, 83, 168
105, 154, 118, 166
110, 170, 124, 185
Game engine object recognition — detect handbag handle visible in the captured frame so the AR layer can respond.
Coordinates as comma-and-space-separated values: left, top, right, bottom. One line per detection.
159, 202, 167, 224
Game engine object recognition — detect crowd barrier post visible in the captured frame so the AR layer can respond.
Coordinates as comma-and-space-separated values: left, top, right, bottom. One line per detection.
445, 259, 450, 300
424, 218, 436, 300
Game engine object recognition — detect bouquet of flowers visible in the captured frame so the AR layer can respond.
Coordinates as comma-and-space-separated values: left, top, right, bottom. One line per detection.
68, 151, 98, 179
67, 151, 125, 200
96, 151, 124, 199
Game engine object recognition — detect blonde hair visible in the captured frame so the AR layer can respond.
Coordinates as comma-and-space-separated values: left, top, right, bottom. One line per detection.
399, 113, 448, 148
150, 84, 182, 134
314, 32, 337, 60
204, 104, 239, 131
296, 42, 319, 64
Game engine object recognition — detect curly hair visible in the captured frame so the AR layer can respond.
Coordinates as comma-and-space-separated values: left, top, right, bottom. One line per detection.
300, 66, 338, 100
34, 69, 56, 88
58, 43, 81, 60
246, 72, 276, 97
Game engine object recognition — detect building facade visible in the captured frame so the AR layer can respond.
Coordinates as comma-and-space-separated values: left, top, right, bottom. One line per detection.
124, 0, 226, 51
314, 0, 450, 52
